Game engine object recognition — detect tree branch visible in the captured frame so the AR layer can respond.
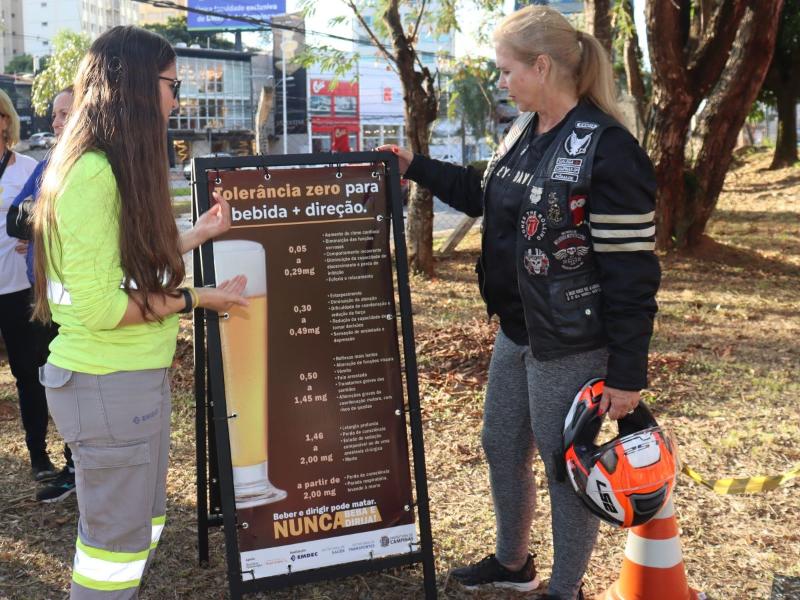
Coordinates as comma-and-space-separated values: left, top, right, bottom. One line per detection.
585, 0, 612, 56
410, 0, 427, 44
345, 0, 398, 67
622, 0, 647, 128
688, 1, 784, 238
686, 0, 748, 98
384, 0, 414, 79
646, 0, 690, 95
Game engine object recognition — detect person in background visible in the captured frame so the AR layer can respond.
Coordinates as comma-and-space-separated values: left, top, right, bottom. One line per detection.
0, 89, 51, 483
332, 127, 351, 152
7, 86, 76, 503
379, 5, 660, 599
32, 26, 247, 599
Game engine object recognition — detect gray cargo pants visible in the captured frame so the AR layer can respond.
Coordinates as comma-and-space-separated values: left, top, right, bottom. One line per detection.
41, 363, 171, 599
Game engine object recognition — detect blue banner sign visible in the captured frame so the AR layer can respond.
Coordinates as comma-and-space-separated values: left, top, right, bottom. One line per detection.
187, 0, 287, 31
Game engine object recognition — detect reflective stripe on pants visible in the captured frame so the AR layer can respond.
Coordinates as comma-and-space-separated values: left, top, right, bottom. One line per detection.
71, 516, 166, 593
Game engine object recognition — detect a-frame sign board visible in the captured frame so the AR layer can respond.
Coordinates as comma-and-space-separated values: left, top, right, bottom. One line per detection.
191, 152, 436, 599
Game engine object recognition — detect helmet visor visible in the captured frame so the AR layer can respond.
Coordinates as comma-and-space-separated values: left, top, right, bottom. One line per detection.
589, 426, 679, 494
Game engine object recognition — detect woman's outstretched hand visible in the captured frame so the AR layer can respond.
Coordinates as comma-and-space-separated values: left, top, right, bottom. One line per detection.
196, 275, 249, 313
376, 145, 413, 175
180, 191, 232, 254
194, 191, 232, 243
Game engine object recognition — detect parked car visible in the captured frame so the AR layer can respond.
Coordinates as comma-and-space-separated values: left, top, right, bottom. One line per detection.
183, 152, 233, 181
29, 132, 56, 149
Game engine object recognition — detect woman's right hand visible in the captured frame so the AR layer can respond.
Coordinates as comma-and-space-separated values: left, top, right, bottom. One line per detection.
376, 145, 413, 175
196, 275, 249, 313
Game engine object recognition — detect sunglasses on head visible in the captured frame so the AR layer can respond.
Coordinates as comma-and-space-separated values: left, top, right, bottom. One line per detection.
159, 76, 181, 99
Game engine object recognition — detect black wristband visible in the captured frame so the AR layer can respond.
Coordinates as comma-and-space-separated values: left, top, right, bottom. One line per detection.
178, 288, 193, 313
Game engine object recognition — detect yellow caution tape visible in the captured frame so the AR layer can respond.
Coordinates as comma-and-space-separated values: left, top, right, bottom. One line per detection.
681, 463, 800, 494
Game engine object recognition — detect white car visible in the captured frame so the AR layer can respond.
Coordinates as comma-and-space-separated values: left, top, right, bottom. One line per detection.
29, 132, 56, 149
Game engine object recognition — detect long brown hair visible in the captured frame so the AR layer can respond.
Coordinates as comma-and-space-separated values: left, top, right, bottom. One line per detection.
32, 26, 183, 322
493, 5, 625, 124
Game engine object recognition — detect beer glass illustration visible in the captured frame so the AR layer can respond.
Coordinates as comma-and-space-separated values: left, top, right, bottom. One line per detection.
214, 240, 287, 507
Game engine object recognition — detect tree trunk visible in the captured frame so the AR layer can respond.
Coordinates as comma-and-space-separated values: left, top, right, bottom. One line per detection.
646, 94, 695, 248
404, 107, 435, 277
771, 84, 798, 168
585, 0, 613, 56
646, 0, 753, 250
384, 0, 438, 276
687, 3, 784, 244
622, 0, 647, 127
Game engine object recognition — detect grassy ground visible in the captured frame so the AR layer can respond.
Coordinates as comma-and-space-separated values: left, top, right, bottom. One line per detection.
0, 148, 798, 599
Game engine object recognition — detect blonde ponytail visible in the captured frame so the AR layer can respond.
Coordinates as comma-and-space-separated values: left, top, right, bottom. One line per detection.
494, 5, 625, 125
576, 30, 625, 123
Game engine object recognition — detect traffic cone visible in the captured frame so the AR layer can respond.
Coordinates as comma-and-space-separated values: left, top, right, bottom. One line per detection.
599, 498, 705, 600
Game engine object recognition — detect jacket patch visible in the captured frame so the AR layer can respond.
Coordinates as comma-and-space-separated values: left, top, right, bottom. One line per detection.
553, 231, 590, 271
520, 210, 547, 241
565, 282, 601, 302
546, 185, 571, 229
569, 194, 587, 226
576, 121, 599, 130
552, 157, 582, 182
523, 248, 550, 276
529, 185, 543, 204
565, 131, 592, 156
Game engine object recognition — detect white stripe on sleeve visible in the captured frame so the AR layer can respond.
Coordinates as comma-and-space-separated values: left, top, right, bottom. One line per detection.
593, 242, 656, 252
591, 226, 656, 239
590, 211, 655, 224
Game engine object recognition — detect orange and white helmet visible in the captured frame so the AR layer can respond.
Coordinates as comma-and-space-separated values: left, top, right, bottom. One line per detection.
563, 378, 678, 528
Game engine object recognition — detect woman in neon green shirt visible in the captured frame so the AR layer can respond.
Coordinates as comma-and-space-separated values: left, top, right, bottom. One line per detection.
32, 26, 247, 599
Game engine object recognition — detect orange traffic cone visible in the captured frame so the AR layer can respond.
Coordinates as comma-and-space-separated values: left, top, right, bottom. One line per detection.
600, 498, 705, 600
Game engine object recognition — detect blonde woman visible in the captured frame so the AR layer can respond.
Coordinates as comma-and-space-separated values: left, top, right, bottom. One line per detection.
0, 89, 51, 481
380, 6, 660, 600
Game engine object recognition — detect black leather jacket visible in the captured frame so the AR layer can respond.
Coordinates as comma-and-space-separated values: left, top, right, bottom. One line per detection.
405, 101, 660, 390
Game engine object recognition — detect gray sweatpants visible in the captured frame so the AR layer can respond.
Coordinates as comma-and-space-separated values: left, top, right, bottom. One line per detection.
41, 363, 171, 600
482, 330, 607, 600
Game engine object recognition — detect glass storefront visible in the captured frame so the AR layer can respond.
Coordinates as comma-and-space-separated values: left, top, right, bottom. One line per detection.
170, 54, 252, 132
361, 123, 404, 150
311, 135, 332, 152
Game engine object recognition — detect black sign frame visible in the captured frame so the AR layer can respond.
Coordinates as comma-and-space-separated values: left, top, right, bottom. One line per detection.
192, 152, 437, 599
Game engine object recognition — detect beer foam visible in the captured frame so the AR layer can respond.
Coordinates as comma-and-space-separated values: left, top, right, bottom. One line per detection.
213, 240, 267, 296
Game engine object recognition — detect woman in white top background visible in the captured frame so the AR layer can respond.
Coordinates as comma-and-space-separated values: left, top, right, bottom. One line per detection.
0, 88, 54, 482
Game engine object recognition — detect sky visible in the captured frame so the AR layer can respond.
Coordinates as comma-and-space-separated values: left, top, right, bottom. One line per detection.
242, 0, 650, 67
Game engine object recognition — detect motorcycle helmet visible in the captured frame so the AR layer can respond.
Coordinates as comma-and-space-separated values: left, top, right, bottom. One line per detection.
563, 378, 678, 528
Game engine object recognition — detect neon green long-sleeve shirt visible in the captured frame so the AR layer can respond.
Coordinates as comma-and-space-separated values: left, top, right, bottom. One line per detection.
46, 151, 178, 375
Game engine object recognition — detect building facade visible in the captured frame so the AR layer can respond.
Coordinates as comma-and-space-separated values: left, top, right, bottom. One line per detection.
137, 0, 186, 25
309, 77, 359, 152
0, 73, 47, 138
169, 46, 255, 161
356, 61, 405, 151
22, 0, 138, 59
0, 0, 25, 72
352, 5, 454, 154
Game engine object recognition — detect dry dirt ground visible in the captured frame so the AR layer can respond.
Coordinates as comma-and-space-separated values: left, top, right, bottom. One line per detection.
0, 148, 798, 599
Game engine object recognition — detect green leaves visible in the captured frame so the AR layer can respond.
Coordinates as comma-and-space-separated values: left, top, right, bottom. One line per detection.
31, 30, 90, 116
297, 45, 360, 79
4, 54, 34, 75
448, 57, 498, 141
